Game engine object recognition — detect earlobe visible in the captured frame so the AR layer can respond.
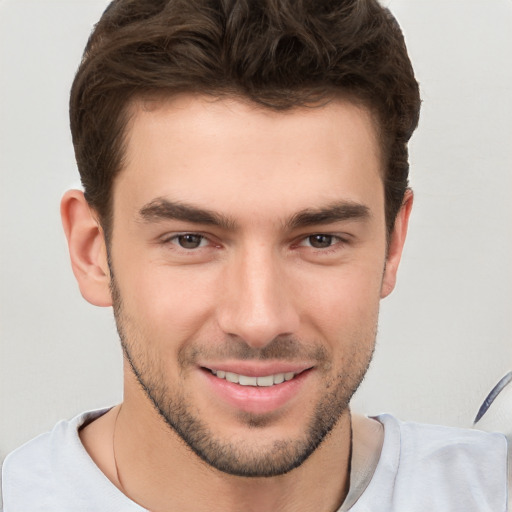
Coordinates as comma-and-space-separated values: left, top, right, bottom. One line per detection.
61, 190, 112, 307
381, 189, 413, 299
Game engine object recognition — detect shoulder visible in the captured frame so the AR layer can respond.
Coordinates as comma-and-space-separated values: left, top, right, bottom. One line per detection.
354, 414, 507, 512
1, 408, 141, 512
378, 412, 507, 459
2, 415, 80, 509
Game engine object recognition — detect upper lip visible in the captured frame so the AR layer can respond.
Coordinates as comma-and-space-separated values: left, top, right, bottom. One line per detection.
199, 361, 314, 377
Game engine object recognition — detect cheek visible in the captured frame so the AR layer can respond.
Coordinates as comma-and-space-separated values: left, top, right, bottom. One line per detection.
293, 263, 383, 339
116, 263, 221, 339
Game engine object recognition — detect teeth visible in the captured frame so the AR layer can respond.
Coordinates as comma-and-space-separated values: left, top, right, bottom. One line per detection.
256, 375, 274, 387
225, 372, 239, 384
273, 373, 285, 384
210, 369, 298, 386
239, 375, 257, 386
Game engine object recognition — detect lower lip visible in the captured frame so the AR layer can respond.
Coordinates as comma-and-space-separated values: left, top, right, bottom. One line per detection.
201, 368, 311, 415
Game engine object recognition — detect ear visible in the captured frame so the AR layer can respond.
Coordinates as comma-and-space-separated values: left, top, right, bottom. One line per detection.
381, 189, 413, 298
61, 190, 112, 307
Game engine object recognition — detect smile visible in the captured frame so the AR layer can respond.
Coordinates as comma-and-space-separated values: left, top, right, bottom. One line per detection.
209, 369, 298, 387
202, 366, 312, 414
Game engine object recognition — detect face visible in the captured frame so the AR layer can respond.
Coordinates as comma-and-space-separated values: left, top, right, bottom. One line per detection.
107, 95, 396, 477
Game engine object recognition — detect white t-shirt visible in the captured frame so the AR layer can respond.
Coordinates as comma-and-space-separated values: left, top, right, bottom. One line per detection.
1, 409, 507, 511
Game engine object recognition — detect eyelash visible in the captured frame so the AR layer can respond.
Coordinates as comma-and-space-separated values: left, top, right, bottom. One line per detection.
295, 234, 345, 251
160, 232, 347, 253
162, 233, 212, 250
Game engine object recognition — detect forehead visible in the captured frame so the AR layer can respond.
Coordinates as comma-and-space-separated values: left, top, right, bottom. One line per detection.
115, 94, 384, 223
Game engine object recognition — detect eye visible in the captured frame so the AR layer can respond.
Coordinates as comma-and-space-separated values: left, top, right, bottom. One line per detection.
172, 233, 207, 249
303, 234, 338, 249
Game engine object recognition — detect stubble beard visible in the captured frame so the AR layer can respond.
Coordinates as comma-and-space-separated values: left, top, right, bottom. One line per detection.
111, 277, 375, 478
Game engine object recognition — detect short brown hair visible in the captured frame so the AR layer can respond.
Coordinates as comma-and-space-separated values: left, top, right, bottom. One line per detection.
70, 0, 420, 238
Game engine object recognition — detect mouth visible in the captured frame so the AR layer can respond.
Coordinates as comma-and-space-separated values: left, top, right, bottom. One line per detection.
207, 368, 302, 387
199, 363, 314, 414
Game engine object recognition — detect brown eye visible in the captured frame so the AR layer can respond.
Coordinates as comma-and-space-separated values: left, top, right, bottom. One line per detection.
308, 234, 333, 248
177, 234, 204, 249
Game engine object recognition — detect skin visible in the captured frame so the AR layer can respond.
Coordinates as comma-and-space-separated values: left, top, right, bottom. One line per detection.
61, 95, 412, 512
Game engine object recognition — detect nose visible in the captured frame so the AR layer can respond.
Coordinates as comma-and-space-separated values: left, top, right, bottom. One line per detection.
216, 245, 300, 348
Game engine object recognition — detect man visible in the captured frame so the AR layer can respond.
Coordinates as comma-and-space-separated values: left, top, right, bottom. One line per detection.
1, 0, 507, 510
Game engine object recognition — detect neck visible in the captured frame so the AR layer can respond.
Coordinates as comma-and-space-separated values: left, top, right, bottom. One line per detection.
111, 393, 352, 512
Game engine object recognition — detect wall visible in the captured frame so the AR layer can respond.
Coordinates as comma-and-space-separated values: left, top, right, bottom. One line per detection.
1, 0, 511, 463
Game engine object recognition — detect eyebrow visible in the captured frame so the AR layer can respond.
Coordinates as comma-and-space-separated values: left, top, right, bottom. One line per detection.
285, 201, 371, 230
139, 198, 237, 230
138, 198, 370, 231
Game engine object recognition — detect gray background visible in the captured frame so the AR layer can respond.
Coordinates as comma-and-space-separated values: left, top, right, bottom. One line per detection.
1, 0, 511, 464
